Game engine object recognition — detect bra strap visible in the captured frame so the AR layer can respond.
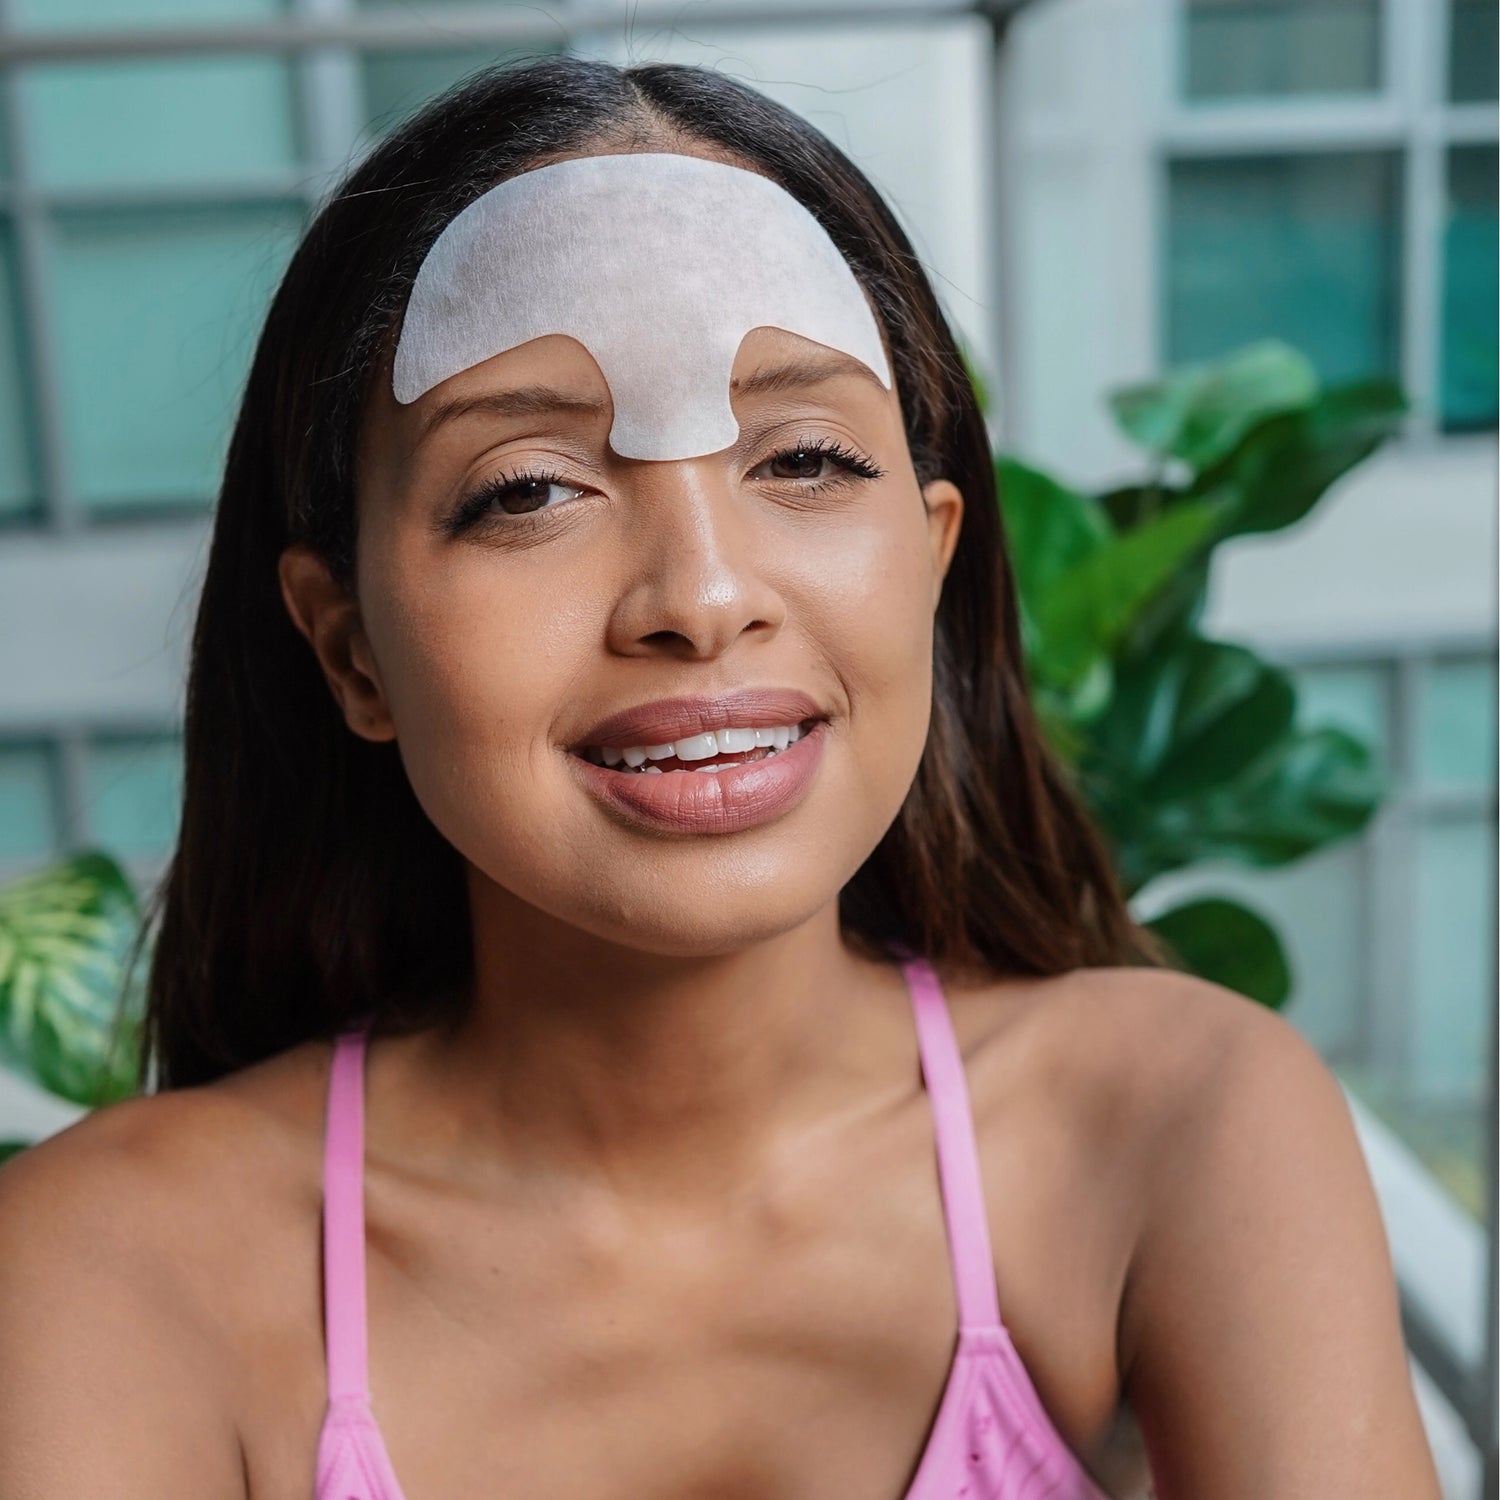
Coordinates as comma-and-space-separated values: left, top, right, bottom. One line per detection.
322, 1023, 372, 1403
901, 955, 1002, 1331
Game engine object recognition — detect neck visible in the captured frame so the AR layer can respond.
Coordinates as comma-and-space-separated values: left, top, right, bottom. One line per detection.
406, 878, 912, 1207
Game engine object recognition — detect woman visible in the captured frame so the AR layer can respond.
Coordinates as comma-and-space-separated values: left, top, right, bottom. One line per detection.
0, 55, 1438, 1500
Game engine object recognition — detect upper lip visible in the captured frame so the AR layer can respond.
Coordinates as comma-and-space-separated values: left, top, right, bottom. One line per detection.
570, 689, 830, 751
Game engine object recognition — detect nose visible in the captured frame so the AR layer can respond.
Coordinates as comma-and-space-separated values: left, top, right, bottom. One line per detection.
604, 461, 787, 659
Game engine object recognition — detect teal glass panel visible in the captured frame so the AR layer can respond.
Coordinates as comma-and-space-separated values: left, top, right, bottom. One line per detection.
84, 735, 182, 860
46, 202, 304, 513
0, 744, 58, 864
21, 57, 299, 189
13, 0, 285, 27
361, 44, 560, 135
1183, 0, 1380, 101
1417, 656, 1498, 793
1450, 0, 1499, 103
1409, 818, 1495, 1215
1292, 662, 1390, 776
1439, 145, 1498, 433
1166, 151, 1402, 386
0, 222, 42, 523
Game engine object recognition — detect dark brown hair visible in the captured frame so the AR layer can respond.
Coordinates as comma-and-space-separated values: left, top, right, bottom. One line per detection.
133, 53, 1165, 1092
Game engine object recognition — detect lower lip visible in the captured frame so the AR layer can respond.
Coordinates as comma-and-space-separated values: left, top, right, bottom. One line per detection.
568, 721, 829, 835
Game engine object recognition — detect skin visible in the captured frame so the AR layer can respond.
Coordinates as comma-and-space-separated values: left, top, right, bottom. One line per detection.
0, 144, 1441, 1500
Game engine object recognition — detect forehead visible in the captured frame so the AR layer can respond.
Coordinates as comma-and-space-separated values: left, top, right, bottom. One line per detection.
368, 324, 898, 477
389, 151, 893, 463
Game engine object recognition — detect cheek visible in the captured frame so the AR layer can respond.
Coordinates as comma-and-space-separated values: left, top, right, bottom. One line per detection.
795, 505, 937, 813
356, 539, 593, 831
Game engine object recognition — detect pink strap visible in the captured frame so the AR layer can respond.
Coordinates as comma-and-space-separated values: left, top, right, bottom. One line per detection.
901, 955, 1002, 1330
322, 1024, 372, 1404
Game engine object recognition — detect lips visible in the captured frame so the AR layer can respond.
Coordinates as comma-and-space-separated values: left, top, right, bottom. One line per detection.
570, 688, 830, 753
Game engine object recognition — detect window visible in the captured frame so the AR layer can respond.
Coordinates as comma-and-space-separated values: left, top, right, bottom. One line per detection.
1166, 149, 1403, 386
0, 729, 182, 883
0, 8, 561, 534
1182, 0, 1382, 101
1165, 0, 1499, 437
1449, 0, 1499, 106
1441, 145, 1499, 432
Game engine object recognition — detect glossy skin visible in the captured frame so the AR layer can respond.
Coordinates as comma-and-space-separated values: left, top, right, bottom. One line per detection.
0, 143, 1441, 1500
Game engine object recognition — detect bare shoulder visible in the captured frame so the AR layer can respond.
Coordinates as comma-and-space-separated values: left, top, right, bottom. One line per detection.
950, 961, 1278, 1155
0, 1041, 332, 1498
976, 964, 1441, 1498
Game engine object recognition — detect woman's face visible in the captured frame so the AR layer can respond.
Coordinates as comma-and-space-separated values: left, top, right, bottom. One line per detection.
281, 252, 963, 959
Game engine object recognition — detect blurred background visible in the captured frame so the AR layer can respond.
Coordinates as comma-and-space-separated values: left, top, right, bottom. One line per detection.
0, 0, 1493, 1492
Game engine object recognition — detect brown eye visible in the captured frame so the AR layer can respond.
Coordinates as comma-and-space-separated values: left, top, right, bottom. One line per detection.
756, 438, 887, 487
769, 448, 835, 481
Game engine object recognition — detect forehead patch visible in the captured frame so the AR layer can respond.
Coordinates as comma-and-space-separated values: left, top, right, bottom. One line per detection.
391, 151, 893, 461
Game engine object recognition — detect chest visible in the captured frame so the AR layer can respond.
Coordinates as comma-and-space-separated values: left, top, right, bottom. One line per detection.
230, 1077, 1145, 1499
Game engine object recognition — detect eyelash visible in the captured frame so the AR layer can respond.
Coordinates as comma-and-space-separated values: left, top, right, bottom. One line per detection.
441, 435, 888, 538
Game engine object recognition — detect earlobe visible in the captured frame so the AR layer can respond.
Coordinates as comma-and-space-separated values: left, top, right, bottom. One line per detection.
276, 545, 397, 743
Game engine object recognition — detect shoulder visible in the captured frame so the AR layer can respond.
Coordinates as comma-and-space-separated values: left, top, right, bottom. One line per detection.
0, 1054, 316, 1318
952, 961, 1282, 1156
0, 1032, 335, 1374
0, 1083, 291, 1494
978, 965, 1439, 1495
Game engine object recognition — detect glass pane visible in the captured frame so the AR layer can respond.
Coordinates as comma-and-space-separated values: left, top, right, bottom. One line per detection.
1439, 145, 1498, 433
1183, 0, 1381, 101
46, 202, 304, 513
1293, 661, 1390, 775
21, 57, 299, 189
1417, 656, 1498, 793
1450, 0, 1499, 103
1166, 151, 1402, 386
0, 744, 58, 864
0, 222, 42, 523
361, 44, 559, 134
1234, 840, 1369, 1059
1407, 819, 1495, 1216
13, 0, 285, 27
84, 735, 182, 860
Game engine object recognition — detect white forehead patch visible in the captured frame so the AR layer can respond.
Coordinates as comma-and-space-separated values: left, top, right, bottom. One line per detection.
391, 151, 893, 461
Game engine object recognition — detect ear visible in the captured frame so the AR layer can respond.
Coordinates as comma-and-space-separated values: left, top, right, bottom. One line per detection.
920, 478, 964, 611
277, 544, 397, 743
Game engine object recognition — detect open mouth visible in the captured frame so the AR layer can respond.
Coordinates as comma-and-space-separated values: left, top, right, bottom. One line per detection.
573, 716, 824, 774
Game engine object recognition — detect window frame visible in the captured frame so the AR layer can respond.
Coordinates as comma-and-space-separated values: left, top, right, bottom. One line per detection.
1159, 0, 1498, 442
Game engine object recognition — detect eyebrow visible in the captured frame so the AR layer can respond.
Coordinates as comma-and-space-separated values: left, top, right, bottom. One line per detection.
415, 349, 888, 443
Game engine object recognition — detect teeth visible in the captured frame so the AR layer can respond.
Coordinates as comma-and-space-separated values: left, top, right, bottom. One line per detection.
589, 721, 812, 768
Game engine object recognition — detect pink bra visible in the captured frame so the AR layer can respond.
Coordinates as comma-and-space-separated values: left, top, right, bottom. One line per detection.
314, 954, 1113, 1499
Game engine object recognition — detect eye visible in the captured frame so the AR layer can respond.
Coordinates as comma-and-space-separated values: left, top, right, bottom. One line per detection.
754, 436, 886, 488
443, 467, 587, 536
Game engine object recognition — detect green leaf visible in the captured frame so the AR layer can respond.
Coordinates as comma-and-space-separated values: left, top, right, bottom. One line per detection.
1100, 724, 1384, 892
0, 851, 146, 1108
1189, 376, 1408, 538
1147, 897, 1291, 1008
0, 1139, 31, 1164
1093, 637, 1295, 794
996, 455, 1112, 610
1109, 340, 1320, 469
1185, 726, 1385, 867
1032, 500, 1231, 693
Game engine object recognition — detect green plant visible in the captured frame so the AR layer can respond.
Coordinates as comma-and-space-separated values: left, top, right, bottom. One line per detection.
0, 850, 145, 1162
991, 339, 1405, 1005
